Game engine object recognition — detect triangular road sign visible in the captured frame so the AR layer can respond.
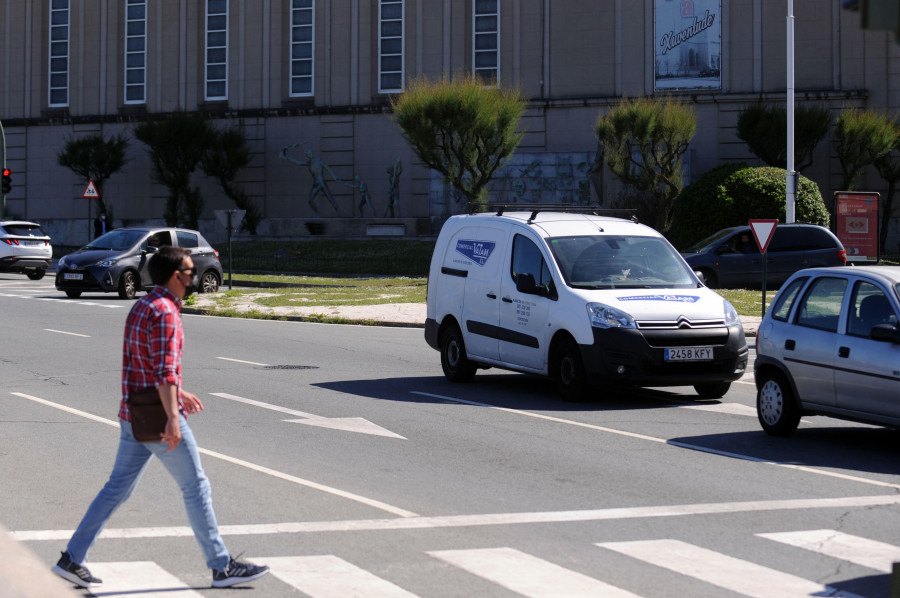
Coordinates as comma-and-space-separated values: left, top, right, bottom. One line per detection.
82, 179, 99, 199
749, 219, 778, 253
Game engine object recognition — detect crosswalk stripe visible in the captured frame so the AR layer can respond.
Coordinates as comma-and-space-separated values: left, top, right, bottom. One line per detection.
261, 555, 419, 597
86, 561, 203, 597
428, 547, 642, 598
596, 539, 866, 598
758, 529, 900, 573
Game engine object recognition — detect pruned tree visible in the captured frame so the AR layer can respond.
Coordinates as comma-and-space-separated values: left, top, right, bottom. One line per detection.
835, 108, 899, 191
874, 134, 900, 253
595, 96, 697, 232
57, 132, 129, 215
201, 128, 261, 234
736, 103, 830, 171
133, 114, 214, 229
391, 73, 525, 208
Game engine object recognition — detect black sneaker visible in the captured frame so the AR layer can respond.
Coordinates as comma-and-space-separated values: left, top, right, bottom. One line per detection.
52, 551, 102, 588
211, 556, 269, 588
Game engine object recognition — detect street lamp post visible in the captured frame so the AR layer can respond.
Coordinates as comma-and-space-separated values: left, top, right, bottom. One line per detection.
786, 0, 796, 224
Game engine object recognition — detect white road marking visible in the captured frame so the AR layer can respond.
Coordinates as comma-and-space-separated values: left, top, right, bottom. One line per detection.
412, 391, 900, 491
210, 392, 406, 439
9, 391, 417, 518
429, 547, 641, 598
758, 529, 900, 573
261, 555, 419, 597
86, 561, 203, 597
44, 328, 90, 338
216, 356, 269, 366
597, 539, 866, 598
13, 495, 900, 541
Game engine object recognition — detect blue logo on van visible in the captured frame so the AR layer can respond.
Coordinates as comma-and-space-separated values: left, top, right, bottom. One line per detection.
618, 295, 700, 303
455, 239, 496, 266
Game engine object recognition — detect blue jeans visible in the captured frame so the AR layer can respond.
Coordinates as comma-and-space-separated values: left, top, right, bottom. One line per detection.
66, 415, 230, 570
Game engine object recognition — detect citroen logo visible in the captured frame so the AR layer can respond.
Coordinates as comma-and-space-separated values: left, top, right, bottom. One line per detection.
676, 316, 692, 329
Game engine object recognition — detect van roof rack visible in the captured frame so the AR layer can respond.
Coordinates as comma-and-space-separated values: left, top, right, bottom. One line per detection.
468, 203, 639, 223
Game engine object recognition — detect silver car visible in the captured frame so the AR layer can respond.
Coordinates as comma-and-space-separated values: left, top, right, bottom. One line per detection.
755, 266, 900, 435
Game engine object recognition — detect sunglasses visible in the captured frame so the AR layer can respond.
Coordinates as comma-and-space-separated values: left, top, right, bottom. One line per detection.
177, 267, 197, 276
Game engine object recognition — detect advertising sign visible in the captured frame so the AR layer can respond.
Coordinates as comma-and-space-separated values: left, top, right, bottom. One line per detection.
834, 191, 879, 262
655, 0, 722, 91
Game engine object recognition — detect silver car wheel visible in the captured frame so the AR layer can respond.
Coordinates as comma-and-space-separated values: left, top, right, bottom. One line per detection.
758, 379, 783, 426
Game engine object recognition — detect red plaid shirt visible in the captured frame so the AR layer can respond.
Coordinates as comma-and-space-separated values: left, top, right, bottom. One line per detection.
119, 286, 184, 421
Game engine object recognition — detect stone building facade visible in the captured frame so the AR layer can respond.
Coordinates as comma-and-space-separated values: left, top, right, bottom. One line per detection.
0, 1, 896, 246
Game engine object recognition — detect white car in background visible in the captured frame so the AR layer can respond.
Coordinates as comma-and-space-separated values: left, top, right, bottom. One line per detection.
0, 220, 52, 280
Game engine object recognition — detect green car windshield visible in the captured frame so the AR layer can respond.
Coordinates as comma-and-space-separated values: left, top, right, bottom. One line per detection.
549, 235, 697, 289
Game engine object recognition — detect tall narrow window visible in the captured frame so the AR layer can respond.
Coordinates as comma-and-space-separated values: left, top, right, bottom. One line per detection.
49, 0, 70, 106
473, 0, 498, 83
125, 0, 147, 104
290, 0, 314, 96
379, 0, 403, 93
205, 0, 228, 100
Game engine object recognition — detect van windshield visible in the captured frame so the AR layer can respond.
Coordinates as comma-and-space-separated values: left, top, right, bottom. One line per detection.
549, 235, 697, 289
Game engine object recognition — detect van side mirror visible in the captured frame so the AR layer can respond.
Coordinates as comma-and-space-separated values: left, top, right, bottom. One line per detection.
870, 323, 900, 344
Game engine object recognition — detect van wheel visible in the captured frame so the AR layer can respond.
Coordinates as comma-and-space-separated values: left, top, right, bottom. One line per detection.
756, 370, 800, 436
118, 270, 138, 299
552, 337, 590, 402
694, 382, 731, 399
440, 323, 477, 382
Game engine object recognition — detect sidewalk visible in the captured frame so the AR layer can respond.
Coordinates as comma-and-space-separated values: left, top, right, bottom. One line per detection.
184, 294, 763, 336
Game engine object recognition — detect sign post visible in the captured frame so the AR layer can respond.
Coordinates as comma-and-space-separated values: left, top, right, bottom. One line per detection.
749, 219, 778, 317
82, 179, 100, 243
214, 209, 245, 290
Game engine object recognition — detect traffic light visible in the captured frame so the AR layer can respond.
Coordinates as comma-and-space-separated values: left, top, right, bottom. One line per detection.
1, 169, 10, 195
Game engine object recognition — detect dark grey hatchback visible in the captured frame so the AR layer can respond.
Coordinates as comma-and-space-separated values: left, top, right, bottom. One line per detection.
681, 223, 847, 289
55, 227, 223, 299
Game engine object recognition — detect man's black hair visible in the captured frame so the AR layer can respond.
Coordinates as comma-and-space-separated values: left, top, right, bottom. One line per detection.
148, 246, 191, 285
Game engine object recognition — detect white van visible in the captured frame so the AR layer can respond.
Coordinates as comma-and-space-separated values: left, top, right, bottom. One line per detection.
424, 208, 748, 400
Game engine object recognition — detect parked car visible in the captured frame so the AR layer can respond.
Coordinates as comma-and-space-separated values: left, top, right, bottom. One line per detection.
0, 220, 52, 280
681, 223, 847, 289
55, 227, 223, 299
755, 266, 900, 436
425, 208, 748, 401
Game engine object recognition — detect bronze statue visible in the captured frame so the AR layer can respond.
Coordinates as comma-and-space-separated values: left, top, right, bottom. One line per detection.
279, 144, 343, 216
384, 158, 402, 218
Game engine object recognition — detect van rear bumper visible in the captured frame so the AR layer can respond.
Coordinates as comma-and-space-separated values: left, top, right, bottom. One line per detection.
580, 325, 748, 388
424, 318, 440, 350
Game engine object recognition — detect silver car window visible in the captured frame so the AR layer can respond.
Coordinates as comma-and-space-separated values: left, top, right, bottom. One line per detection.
848, 282, 896, 337
795, 276, 847, 333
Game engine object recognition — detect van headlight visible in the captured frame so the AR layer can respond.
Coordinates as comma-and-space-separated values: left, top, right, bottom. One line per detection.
724, 299, 740, 326
587, 302, 637, 329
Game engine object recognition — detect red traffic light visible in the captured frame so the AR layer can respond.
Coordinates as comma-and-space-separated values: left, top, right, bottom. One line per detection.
1, 169, 9, 177
2, 168, 11, 195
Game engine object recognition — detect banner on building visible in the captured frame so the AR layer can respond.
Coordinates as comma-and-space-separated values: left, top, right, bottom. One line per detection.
655, 0, 722, 91
835, 191, 880, 262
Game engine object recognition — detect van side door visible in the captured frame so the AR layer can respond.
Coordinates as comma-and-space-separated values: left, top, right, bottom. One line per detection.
498, 233, 555, 371
456, 226, 510, 361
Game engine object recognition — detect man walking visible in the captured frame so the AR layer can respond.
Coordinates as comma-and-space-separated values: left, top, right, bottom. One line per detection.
52, 246, 269, 589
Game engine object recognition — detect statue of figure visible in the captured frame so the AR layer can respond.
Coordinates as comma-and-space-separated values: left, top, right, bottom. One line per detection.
353, 176, 376, 217
383, 158, 403, 218
279, 144, 343, 216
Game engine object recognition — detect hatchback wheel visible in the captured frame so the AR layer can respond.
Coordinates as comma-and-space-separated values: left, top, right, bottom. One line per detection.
440, 322, 477, 382
26, 270, 46, 280
118, 270, 138, 299
65, 290, 82, 298
200, 270, 220, 293
756, 371, 800, 436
